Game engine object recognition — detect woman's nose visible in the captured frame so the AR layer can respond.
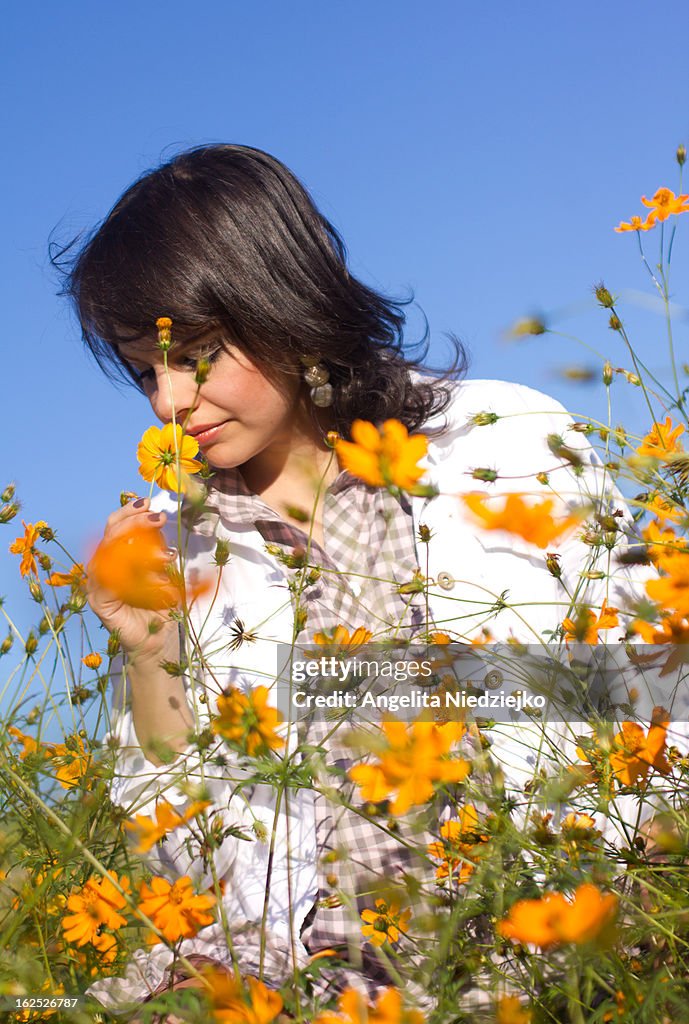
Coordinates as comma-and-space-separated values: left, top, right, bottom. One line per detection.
148, 367, 198, 423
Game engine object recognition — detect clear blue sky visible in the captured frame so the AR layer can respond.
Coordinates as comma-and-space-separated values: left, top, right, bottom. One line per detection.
1, 0, 687, 646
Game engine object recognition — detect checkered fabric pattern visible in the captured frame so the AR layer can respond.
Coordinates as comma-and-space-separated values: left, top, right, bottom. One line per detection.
203, 468, 435, 991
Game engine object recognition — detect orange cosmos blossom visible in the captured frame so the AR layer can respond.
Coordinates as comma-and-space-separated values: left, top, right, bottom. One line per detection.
201, 968, 284, 1024
9, 520, 49, 577
360, 898, 412, 947
614, 214, 655, 233
137, 422, 202, 493
50, 735, 92, 789
312, 624, 373, 651
498, 883, 618, 949
81, 652, 102, 670
45, 562, 87, 588
124, 799, 211, 853
314, 986, 425, 1024
608, 707, 671, 787
349, 719, 469, 815
640, 187, 689, 223
212, 685, 285, 756
88, 523, 200, 611
462, 493, 585, 549
646, 558, 689, 616
636, 415, 685, 458
138, 875, 215, 943
496, 996, 532, 1024
7, 725, 52, 760
62, 872, 130, 947
561, 600, 619, 643
427, 804, 490, 883
632, 610, 689, 644
335, 419, 429, 493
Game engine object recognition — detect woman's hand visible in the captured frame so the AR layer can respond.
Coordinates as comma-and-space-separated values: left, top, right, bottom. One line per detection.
86, 497, 180, 662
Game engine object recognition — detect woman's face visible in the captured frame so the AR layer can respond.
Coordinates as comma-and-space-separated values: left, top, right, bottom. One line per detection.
120, 329, 305, 470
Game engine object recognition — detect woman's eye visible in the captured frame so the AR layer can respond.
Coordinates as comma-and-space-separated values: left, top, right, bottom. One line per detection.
131, 365, 154, 384
182, 347, 223, 370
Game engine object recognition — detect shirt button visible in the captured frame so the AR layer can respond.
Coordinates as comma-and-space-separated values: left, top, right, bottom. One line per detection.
484, 670, 504, 690
436, 572, 455, 591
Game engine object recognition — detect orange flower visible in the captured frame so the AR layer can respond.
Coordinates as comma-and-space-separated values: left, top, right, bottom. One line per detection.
427, 804, 489, 883
463, 493, 584, 549
9, 521, 48, 577
498, 883, 618, 949
608, 707, 671, 787
50, 735, 92, 789
201, 969, 284, 1024
137, 422, 202, 493
614, 214, 655, 233
640, 187, 689, 223
314, 987, 424, 1024
632, 611, 689, 644
7, 725, 52, 760
138, 875, 215, 943
642, 519, 687, 572
62, 873, 130, 947
636, 415, 685, 458
212, 685, 285, 757
643, 493, 685, 524
496, 995, 532, 1024
360, 898, 411, 947
646, 559, 689, 616
81, 652, 103, 670
349, 719, 469, 815
561, 600, 619, 643
335, 420, 428, 492
88, 524, 183, 611
312, 624, 373, 651
124, 799, 210, 853
45, 563, 87, 588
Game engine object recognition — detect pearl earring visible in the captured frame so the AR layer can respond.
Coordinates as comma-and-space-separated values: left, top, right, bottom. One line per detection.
299, 355, 333, 407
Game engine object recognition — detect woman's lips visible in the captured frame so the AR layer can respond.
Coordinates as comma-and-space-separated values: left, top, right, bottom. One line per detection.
190, 421, 231, 446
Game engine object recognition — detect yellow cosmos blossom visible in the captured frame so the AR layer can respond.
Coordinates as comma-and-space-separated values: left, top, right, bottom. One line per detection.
50, 735, 92, 789
314, 987, 425, 1024
124, 799, 210, 853
636, 415, 685, 458
360, 899, 411, 947
640, 187, 689, 223
201, 968, 284, 1023
137, 422, 202, 493
212, 685, 285, 756
349, 719, 469, 815
138, 875, 215, 943
562, 600, 619, 643
427, 804, 489, 883
62, 873, 130, 947
463, 493, 584, 549
498, 883, 618, 949
9, 520, 48, 577
496, 995, 532, 1024
81, 652, 102, 670
614, 214, 655, 233
335, 419, 428, 492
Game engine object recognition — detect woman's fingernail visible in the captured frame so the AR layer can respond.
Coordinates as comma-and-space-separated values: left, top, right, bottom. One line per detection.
133, 498, 146, 508
166, 547, 178, 560
148, 512, 161, 522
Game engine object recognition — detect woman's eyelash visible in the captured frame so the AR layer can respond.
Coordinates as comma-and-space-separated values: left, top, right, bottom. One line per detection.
181, 346, 223, 368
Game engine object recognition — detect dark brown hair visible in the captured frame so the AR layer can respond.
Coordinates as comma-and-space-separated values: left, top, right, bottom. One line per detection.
52, 143, 467, 434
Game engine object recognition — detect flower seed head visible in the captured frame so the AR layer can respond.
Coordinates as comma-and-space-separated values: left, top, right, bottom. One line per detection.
594, 282, 615, 308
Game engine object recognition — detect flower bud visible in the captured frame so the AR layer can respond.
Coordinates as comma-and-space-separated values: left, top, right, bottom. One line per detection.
594, 282, 615, 308
1, 484, 15, 503
417, 523, 432, 543
602, 360, 613, 385
471, 411, 499, 427
107, 632, 121, 657
508, 317, 547, 338
0, 633, 14, 655
325, 431, 340, 448
82, 652, 103, 670
119, 491, 138, 507
28, 579, 44, 603
194, 358, 211, 385
66, 592, 87, 612
213, 539, 231, 567
677, 144, 687, 167
545, 552, 562, 578
570, 422, 594, 434
156, 316, 173, 351
0, 502, 20, 524
25, 632, 38, 656
622, 371, 641, 386
608, 313, 622, 332
536, 472, 549, 485
472, 468, 498, 482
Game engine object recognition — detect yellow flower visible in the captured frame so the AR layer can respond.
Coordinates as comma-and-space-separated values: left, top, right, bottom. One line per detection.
562, 600, 619, 643
360, 899, 411, 947
349, 719, 469, 815
614, 214, 655, 233
50, 735, 92, 789
498, 884, 618, 949
496, 995, 532, 1024
427, 804, 489, 883
212, 686, 285, 756
463, 493, 584, 549
636, 415, 685, 458
81, 652, 102, 670
62, 872, 130, 947
640, 187, 689, 223
137, 875, 215, 943
202, 968, 284, 1023
314, 987, 424, 1024
335, 419, 428, 492
137, 422, 202, 493
9, 521, 48, 577
124, 799, 210, 853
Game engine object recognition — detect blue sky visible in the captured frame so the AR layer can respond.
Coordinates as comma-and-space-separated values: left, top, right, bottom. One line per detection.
1, 0, 687, 667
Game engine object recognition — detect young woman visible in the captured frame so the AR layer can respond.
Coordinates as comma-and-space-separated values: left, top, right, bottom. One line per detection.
55, 144, 655, 1016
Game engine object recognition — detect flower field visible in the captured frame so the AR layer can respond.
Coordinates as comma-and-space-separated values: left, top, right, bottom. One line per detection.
2, 155, 689, 1023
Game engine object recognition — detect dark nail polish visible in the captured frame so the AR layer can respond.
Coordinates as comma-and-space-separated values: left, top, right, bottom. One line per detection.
133, 498, 146, 508
148, 512, 161, 522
